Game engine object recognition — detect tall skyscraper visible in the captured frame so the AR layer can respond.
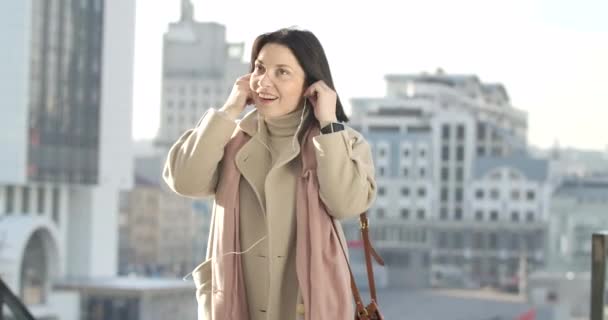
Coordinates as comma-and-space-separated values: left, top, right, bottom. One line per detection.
0, 0, 136, 318
155, 0, 248, 147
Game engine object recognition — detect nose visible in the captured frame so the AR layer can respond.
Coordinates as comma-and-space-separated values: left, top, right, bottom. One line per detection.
257, 72, 272, 89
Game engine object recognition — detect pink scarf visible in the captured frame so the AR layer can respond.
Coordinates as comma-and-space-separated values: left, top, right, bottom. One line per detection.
210, 125, 352, 319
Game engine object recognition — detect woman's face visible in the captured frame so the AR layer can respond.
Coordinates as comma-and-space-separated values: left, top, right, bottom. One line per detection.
250, 43, 306, 118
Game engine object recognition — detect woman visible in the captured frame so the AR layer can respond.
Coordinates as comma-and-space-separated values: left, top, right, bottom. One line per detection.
163, 28, 377, 320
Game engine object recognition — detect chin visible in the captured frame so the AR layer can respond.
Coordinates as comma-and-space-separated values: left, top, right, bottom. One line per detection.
255, 105, 287, 118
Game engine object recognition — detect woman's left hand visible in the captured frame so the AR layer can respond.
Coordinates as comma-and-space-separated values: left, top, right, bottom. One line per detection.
303, 80, 338, 123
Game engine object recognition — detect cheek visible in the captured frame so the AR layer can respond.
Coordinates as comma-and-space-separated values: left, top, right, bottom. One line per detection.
281, 83, 304, 101
249, 78, 256, 91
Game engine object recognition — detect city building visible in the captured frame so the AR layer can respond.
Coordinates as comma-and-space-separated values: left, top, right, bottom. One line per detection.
154, 0, 248, 147
548, 175, 608, 272
118, 173, 209, 279
0, 0, 136, 319
347, 69, 551, 288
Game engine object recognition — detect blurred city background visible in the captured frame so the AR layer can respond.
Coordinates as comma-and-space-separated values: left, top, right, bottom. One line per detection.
1, 0, 607, 319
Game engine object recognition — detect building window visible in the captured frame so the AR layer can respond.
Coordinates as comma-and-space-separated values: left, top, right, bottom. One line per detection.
527, 190, 536, 201
477, 123, 486, 139
490, 210, 498, 221
473, 233, 483, 249
379, 148, 386, 158
377, 208, 385, 219
441, 188, 449, 201
378, 187, 386, 196
440, 207, 448, 220
402, 168, 409, 177
453, 233, 464, 249
526, 211, 535, 222
477, 146, 485, 156
167, 100, 174, 108
492, 127, 505, 142
476, 189, 484, 199
441, 167, 449, 181
511, 190, 520, 200
402, 252, 410, 267
403, 149, 410, 157
441, 146, 449, 161
401, 187, 410, 197
22, 187, 30, 213
5, 186, 14, 214
419, 149, 426, 157
457, 125, 465, 140
456, 146, 465, 161
475, 210, 483, 221
438, 232, 448, 248
456, 167, 464, 181
423, 253, 430, 267
378, 167, 385, 176
455, 188, 463, 202
511, 211, 519, 222
419, 168, 426, 178
442, 125, 450, 139
490, 189, 500, 200
418, 187, 426, 197
52, 187, 60, 223
454, 208, 463, 220
489, 233, 498, 249
417, 209, 425, 220
37, 187, 45, 214
401, 209, 409, 219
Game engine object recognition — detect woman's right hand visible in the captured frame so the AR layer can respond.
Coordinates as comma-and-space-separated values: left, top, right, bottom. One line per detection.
220, 73, 253, 120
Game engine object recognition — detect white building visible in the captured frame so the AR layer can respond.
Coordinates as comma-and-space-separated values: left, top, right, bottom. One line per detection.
548, 175, 608, 272
0, 0, 136, 319
347, 70, 551, 288
155, 0, 248, 147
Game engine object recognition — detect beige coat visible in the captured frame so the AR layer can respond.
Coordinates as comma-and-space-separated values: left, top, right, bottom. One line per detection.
163, 108, 377, 320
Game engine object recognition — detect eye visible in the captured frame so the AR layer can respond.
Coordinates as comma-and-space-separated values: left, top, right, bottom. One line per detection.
278, 68, 290, 76
254, 64, 265, 73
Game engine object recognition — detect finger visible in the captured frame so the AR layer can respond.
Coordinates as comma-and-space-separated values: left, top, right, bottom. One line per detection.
317, 80, 332, 90
304, 84, 319, 97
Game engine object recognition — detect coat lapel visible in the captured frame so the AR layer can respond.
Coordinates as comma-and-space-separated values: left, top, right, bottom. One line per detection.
233, 108, 308, 217
235, 110, 271, 217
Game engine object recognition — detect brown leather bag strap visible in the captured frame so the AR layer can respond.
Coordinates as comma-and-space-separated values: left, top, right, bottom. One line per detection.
331, 218, 367, 316
359, 213, 385, 303
331, 213, 385, 312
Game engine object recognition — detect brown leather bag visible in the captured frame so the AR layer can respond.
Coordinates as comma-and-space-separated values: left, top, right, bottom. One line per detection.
332, 213, 385, 320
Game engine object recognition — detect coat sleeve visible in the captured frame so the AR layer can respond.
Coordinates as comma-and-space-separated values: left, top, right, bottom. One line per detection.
312, 127, 377, 220
163, 109, 237, 198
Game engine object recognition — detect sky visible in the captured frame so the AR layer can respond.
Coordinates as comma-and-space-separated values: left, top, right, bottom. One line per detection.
131, 0, 608, 150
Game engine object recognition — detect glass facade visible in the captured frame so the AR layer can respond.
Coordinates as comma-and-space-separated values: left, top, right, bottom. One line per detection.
27, 0, 104, 185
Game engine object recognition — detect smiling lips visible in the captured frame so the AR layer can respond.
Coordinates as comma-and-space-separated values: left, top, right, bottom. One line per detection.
257, 92, 278, 105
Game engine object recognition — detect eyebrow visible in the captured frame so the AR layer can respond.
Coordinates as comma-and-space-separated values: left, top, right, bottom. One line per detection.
255, 59, 293, 69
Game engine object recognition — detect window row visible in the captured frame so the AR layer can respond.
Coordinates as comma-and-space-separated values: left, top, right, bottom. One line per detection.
3, 185, 61, 223
475, 189, 536, 201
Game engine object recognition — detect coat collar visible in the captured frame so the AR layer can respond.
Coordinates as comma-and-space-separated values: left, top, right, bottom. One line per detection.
233, 107, 312, 217
236, 107, 311, 164
236, 108, 258, 137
